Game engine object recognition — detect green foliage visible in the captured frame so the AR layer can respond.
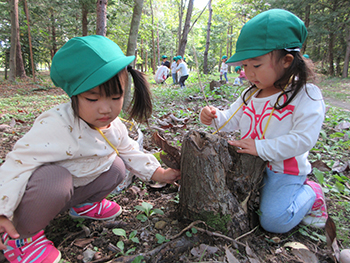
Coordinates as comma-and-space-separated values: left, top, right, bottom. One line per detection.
135, 202, 164, 222
185, 227, 198, 237
112, 228, 139, 256
155, 233, 170, 244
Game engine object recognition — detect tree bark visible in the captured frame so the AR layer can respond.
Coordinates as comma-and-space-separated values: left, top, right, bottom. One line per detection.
179, 131, 266, 238
124, 0, 144, 112
177, 0, 194, 56
203, 0, 212, 74
16, 30, 26, 78
50, 10, 57, 59
342, 27, 350, 78
149, 0, 156, 74
82, 4, 88, 36
96, 0, 108, 36
9, 0, 19, 82
23, 0, 35, 80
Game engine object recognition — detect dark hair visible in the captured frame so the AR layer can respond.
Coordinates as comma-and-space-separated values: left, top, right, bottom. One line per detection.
71, 67, 152, 124
242, 50, 315, 110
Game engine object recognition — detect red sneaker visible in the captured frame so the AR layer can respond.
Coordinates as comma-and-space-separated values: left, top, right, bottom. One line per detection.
2, 230, 61, 263
301, 180, 328, 228
69, 199, 122, 220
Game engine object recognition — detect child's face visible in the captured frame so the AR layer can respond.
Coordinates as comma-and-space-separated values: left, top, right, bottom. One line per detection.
242, 52, 290, 93
77, 86, 124, 129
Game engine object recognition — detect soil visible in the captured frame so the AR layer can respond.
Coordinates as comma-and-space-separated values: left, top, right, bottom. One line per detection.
0, 79, 348, 263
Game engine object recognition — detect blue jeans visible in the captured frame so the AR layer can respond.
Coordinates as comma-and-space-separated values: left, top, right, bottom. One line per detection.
172, 73, 177, 84
259, 168, 315, 233
220, 72, 228, 82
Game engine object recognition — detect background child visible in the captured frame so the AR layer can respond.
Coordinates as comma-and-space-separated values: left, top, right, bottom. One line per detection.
0, 35, 181, 263
155, 64, 170, 84
175, 56, 189, 89
200, 9, 327, 234
171, 56, 178, 84
220, 55, 228, 83
234, 66, 246, 85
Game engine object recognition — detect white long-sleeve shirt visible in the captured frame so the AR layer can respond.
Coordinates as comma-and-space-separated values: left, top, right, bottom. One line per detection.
176, 62, 189, 77
206, 83, 325, 176
0, 103, 160, 218
154, 65, 170, 83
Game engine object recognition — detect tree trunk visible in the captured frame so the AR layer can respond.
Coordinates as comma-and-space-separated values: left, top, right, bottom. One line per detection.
179, 131, 266, 238
177, 0, 194, 56
203, 0, 212, 75
140, 38, 144, 72
149, 0, 156, 74
9, 0, 19, 82
96, 0, 108, 36
301, 4, 310, 54
328, 32, 335, 76
16, 30, 26, 78
342, 27, 350, 78
50, 10, 57, 59
23, 0, 35, 80
124, 0, 144, 112
82, 4, 88, 36
177, 0, 184, 53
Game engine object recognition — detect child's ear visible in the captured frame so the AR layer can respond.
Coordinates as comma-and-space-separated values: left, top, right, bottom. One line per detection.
283, 54, 294, 68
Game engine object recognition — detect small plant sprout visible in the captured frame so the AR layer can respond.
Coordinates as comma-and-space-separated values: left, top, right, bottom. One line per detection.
112, 229, 139, 256
185, 227, 198, 237
135, 202, 164, 222
155, 233, 170, 244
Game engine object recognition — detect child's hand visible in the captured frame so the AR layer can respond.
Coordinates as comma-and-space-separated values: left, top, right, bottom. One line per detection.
228, 138, 258, 156
0, 215, 19, 249
151, 167, 181, 184
200, 106, 217, 125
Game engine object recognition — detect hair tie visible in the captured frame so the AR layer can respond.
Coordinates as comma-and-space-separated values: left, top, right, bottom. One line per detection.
127, 65, 132, 72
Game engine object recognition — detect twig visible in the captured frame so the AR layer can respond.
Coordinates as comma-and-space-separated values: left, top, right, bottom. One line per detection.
192, 46, 220, 135
195, 227, 247, 248
234, 225, 258, 241
170, 220, 205, 240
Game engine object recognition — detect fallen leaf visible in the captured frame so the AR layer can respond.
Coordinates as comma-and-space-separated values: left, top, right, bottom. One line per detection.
151, 132, 181, 169
335, 121, 350, 131
245, 244, 260, 263
73, 238, 94, 248
292, 248, 318, 263
190, 243, 218, 258
284, 242, 309, 250
224, 244, 240, 263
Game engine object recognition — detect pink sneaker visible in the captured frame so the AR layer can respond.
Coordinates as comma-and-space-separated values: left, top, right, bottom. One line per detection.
2, 230, 61, 263
301, 180, 328, 228
69, 199, 122, 220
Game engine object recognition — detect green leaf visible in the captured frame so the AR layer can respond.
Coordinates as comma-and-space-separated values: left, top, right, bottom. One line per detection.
135, 205, 146, 212
131, 255, 144, 263
136, 214, 148, 222
131, 237, 140, 244
125, 247, 136, 255
129, 230, 137, 239
191, 227, 198, 234
117, 241, 124, 251
112, 228, 126, 238
185, 231, 192, 237
152, 208, 164, 215
313, 168, 324, 185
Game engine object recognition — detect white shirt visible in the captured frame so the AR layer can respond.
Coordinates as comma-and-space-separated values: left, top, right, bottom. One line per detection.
205, 83, 325, 176
176, 62, 189, 77
171, 61, 177, 74
0, 103, 160, 218
155, 65, 170, 83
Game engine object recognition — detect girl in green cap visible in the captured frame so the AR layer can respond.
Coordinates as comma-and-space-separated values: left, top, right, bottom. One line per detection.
0, 35, 180, 263
220, 55, 229, 83
200, 9, 327, 234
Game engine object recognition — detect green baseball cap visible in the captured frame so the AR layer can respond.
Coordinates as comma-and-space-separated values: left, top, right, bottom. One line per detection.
226, 9, 307, 66
222, 55, 227, 60
50, 35, 135, 97
162, 55, 167, 59
303, 54, 310, 59
235, 66, 241, 72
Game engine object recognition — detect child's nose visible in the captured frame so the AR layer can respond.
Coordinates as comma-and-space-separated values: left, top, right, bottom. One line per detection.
99, 102, 112, 113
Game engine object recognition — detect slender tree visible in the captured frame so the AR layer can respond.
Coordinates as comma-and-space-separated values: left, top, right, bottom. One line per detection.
124, 0, 144, 112
9, 0, 19, 81
177, 0, 194, 56
96, 0, 108, 36
203, 0, 212, 74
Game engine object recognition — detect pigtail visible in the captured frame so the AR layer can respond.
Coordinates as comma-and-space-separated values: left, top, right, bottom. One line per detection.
127, 66, 153, 125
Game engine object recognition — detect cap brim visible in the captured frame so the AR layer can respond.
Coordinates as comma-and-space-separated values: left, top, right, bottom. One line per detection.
71, 55, 135, 96
226, 49, 272, 66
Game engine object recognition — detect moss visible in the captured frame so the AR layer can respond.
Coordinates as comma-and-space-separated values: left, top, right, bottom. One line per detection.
192, 210, 231, 233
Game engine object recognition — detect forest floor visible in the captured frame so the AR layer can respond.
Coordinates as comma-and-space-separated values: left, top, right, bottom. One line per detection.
0, 74, 349, 263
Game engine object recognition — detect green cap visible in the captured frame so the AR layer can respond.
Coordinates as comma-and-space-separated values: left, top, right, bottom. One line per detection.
303, 54, 309, 59
222, 55, 227, 60
177, 55, 182, 60
235, 66, 241, 72
50, 35, 135, 97
162, 55, 167, 59
226, 9, 307, 66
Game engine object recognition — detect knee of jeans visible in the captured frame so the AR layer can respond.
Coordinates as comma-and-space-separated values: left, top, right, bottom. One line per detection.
259, 211, 297, 234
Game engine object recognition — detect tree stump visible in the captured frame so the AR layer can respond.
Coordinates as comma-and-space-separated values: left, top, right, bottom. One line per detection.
179, 130, 266, 238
